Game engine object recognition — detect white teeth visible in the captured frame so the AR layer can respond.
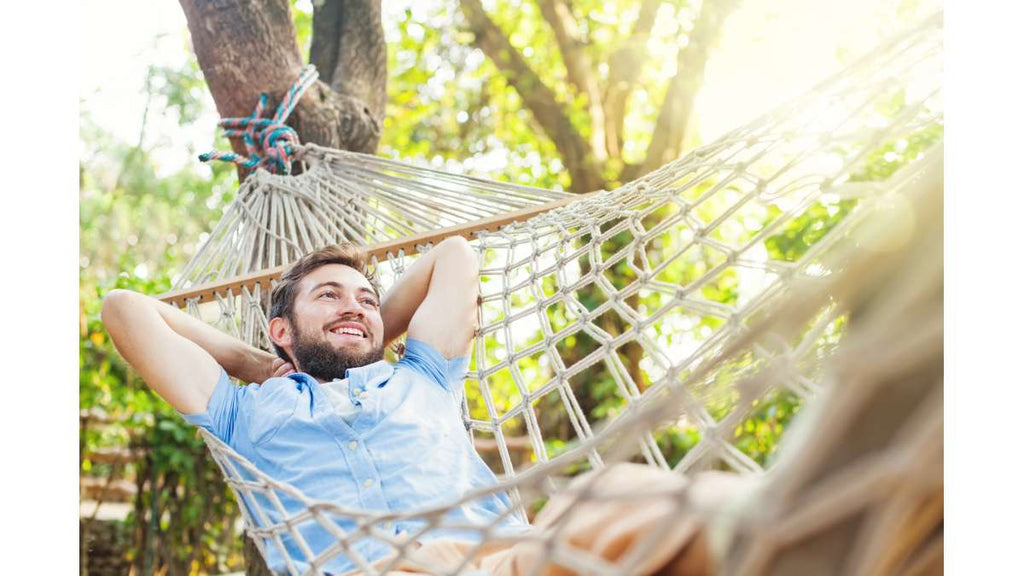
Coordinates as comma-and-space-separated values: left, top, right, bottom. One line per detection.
331, 327, 364, 337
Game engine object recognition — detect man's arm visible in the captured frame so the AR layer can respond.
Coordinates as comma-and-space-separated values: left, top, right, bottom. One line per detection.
380, 236, 479, 359
102, 289, 290, 414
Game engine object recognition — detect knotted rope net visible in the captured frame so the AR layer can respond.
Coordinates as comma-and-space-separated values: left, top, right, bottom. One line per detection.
165, 12, 943, 575
177, 146, 570, 286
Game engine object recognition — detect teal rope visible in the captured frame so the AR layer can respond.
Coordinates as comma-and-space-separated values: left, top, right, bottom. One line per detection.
199, 65, 319, 175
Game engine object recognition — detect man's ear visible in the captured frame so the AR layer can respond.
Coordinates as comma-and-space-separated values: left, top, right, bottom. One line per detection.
268, 316, 293, 353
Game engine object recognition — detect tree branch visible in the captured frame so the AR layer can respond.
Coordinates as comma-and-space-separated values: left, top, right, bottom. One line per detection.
316, 0, 388, 119
537, 0, 606, 161
179, 0, 304, 129
460, 0, 604, 192
310, 0, 343, 86
602, 0, 661, 160
638, 0, 740, 177
304, 0, 388, 153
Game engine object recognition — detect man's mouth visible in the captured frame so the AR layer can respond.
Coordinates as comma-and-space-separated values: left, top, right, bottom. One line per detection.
327, 322, 368, 340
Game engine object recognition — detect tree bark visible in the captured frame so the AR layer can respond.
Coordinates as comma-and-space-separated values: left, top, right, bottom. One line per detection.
310, 0, 344, 86
179, 0, 386, 172
311, 0, 388, 118
242, 535, 275, 576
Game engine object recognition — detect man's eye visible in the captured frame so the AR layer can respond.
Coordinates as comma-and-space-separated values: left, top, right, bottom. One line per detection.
362, 298, 379, 308
320, 291, 338, 299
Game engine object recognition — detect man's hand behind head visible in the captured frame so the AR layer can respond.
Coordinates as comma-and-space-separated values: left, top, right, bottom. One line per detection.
271, 358, 297, 378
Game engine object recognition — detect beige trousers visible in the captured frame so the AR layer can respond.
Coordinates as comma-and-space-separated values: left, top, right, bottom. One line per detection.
346, 463, 746, 576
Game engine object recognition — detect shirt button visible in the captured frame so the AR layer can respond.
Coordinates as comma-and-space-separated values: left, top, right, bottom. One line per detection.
348, 440, 358, 450
363, 478, 374, 488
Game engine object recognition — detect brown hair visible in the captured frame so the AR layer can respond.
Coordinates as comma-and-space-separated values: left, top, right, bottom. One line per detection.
268, 243, 379, 360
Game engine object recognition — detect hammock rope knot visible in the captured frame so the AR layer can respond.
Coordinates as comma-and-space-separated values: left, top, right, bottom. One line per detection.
199, 65, 319, 175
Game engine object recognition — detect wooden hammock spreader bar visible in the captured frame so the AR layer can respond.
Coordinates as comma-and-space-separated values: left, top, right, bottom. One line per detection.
159, 190, 599, 307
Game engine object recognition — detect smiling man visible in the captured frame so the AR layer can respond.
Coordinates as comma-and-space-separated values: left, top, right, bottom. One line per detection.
102, 237, 531, 574
102, 237, 738, 576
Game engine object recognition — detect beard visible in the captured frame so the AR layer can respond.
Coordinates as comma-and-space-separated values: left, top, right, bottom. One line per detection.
291, 325, 384, 381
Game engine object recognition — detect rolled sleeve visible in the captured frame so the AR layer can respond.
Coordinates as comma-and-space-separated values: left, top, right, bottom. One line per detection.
179, 368, 247, 445
399, 338, 470, 401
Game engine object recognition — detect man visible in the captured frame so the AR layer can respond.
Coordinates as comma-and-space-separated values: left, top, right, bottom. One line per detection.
103, 237, 533, 574
103, 238, 728, 576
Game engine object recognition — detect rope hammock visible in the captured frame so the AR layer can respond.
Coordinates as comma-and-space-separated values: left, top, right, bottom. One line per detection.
161, 12, 943, 576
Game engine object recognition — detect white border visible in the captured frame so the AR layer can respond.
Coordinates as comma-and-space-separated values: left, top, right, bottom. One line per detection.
0, 1, 81, 574
946, 1, 1024, 573
1, 0, 1019, 572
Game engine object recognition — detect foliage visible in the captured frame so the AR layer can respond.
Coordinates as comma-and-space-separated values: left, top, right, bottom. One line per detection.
380, 0, 724, 191
382, 3, 570, 190
81, 272, 243, 575
80, 57, 245, 575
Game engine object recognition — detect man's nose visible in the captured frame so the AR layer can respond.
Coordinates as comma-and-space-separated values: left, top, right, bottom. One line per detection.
333, 295, 365, 317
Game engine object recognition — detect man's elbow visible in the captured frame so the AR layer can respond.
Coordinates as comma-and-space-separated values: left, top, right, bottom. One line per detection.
439, 235, 479, 274
101, 289, 139, 331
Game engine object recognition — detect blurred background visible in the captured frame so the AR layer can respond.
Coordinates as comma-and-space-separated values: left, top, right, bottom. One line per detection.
79, 0, 940, 574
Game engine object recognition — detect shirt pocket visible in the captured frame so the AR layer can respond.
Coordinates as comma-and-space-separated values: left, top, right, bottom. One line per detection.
246, 380, 300, 445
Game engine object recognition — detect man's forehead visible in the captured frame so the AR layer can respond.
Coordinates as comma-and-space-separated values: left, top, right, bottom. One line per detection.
300, 264, 374, 293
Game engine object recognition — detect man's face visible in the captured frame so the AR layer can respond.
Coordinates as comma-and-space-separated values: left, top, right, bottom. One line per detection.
285, 264, 385, 381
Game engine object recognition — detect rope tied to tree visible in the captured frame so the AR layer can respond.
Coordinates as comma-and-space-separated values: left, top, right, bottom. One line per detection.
199, 65, 319, 175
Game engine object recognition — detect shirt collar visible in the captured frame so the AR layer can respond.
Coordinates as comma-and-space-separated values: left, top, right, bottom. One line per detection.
286, 360, 394, 389
286, 372, 318, 389
345, 360, 395, 390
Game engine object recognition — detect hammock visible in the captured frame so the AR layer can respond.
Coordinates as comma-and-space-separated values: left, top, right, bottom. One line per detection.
161, 12, 943, 576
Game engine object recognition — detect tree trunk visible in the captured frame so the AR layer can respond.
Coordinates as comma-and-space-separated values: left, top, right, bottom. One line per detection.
243, 535, 275, 576
638, 0, 741, 177
179, 0, 386, 169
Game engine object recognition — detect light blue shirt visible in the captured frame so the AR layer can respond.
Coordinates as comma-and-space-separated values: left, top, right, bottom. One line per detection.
182, 338, 529, 574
